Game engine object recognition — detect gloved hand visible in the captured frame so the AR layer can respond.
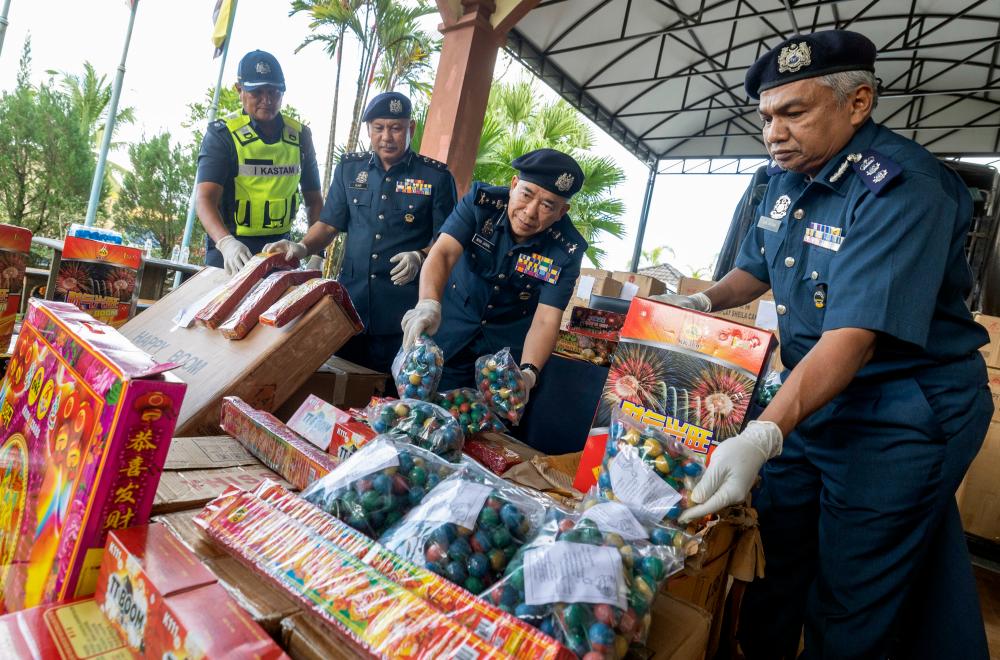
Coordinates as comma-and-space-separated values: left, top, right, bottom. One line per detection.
650, 291, 712, 312
215, 235, 253, 275
401, 299, 442, 348
262, 239, 308, 263
389, 251, 424, 286
677, 420, 783, 523
520, 367, 537, 410
305, 254, 325, 271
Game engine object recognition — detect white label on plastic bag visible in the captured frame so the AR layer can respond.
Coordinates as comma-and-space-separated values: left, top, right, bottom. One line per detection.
620, 281, 640, 300
609, 450, 682, 523
755, 299, 779, 331
524, 542, 626, 609
410, 479, 491, 530
337, 442, 399, 482
575, 275, 596, 301
579, 501, 649, 541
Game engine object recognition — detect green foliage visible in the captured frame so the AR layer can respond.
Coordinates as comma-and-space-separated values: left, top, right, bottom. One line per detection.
629, 245, 676, 270
0, 40, 94, 240
115, 132, 198, 259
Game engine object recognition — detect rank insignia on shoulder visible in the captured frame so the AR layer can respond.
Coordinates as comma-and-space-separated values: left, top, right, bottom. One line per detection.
341, 151, 369, 163
475, 189, 508, 210
419, 155, 449, 172
849, 149, 901, 194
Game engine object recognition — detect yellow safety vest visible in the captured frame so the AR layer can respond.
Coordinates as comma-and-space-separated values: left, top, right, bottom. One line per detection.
225, 112, 303, 237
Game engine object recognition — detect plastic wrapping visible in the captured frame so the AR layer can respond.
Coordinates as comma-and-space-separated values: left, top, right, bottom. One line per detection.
579, 491, 700, 563
475, 348, 529, 425
218, 269, 321, 339
0, 223, 31, 352
258, 278, 360, 330
437, 388, 508, 437
379, 471, 547, 595
756, 369, 782, 406
366, 398, 465, 461
479, 506, 679, 659
392, 334, 444, 400
599, 408, 706, 525
195, 252, 297, 328
300, 437, 457, 538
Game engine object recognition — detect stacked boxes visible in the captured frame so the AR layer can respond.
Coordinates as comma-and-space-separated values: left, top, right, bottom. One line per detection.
0, 224, 31, 353
561, 268, 624, 327
54, 236, 143, 328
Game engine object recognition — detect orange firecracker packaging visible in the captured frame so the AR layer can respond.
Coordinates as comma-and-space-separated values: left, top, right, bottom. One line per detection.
54, 236, 143, 328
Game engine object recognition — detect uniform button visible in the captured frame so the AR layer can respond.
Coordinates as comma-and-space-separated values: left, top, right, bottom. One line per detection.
811, 271, 819, 280
493, 286, 500, 291
784, 257, 795, 267
370, 274, 376, 279
481, 320, 487, 326
526, 284, 532, 289
352, 198, 358, 203
760, 246, 765, 255
385, 176, 391, 182
793, 209, 805, 220
452, 283, 457, 289
499, 274, 506, 280
378, 214, 384, 220
381, 194, 387, 200
371, 253, 378, 259
375, 234, 382, 240
776, 304, 787, 315
487, 304, 494, 310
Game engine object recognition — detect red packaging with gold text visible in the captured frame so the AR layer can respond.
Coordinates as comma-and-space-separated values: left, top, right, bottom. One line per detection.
0, 224, 31, 354
55, 236, 143, 328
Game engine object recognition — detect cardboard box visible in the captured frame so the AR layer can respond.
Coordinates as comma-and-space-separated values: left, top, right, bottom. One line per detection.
646, 593, 712, 660
0, 300, 186, 613
0, 598, 134, 659
975, 313, 1000, 368
286, 393, 342, 451
152, 509, 227, 560
163, 434, 258, 470
678, 277, 775, 329
55, 236, 143, 328
957, 420, 1000, 543
612, 270, 667, 299
121, 267, 357, 436
276, 355, 387, 420
561, 268, 624, 327
0, 223, 31, 353
987, 367, 1000, 424
280, 612, 365, 660
96, 524, 286, 659
153, 463, 289, 514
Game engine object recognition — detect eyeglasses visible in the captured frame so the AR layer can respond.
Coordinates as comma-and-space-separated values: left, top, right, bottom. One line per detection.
246, 87, 283, 101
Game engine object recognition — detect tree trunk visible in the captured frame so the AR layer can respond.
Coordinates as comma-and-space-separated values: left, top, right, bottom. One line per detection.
322, 27, 345, 193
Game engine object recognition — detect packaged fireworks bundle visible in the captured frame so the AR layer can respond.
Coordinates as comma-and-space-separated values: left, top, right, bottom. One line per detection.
0, 224, 31, 353
54, 236, 143, 328
591, 298, 776, 458
0, 300, 186, 613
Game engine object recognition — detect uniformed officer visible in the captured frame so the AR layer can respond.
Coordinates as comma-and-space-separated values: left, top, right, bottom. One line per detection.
265, 92, 457, 373
661, 30, 991, 659
195, 50, 323, 275
401, 149, 587, 402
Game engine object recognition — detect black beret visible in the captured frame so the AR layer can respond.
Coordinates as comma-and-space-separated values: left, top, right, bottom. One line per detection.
745, 30, 876, 99
362, 92, 412, 122
511, 148, 585, 199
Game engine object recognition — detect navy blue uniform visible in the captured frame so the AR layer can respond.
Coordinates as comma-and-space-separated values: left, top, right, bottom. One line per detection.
734, 119, 992, 659
435, 183, 586, 389
321, 149, 456, 373
197, 112, 321, 265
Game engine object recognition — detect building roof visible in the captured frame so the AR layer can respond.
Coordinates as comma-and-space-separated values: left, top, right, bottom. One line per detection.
639, 262, 685, 292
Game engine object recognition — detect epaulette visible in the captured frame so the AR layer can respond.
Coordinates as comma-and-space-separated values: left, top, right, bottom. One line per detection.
474, 187, 508, 211
340, 151, 370, 163
828, 150, 901, 194
418, 155, 450, 172
766, 159, 783, 175
546, 220, 585, 257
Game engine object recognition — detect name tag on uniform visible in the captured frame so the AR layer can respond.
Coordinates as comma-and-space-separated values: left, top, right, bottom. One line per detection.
757, 215, 782, 232
472, 234, 494, 252
396, 178, 432, 195
516, 253, 561, 284
803, 222, 844, 251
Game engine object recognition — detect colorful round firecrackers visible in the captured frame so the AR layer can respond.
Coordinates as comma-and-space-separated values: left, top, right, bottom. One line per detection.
491, 516, 669, 659
393, 336, 444, 401
474, 350, 528, 425
578, 494, 700, 559
600, 419, 705, 524
369, 399, 465, 461
437, 388, 506, 436
416, 492, 532, 595
302, 449, 453, 539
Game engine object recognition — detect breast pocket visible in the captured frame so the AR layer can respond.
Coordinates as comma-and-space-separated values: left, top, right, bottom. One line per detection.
391, 194, 432, 230
797, 245, 836, 333
348, 190, 372, 224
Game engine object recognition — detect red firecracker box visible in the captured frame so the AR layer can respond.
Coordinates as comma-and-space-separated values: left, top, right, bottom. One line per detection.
567, 306, 626, 341
55, 236, 143, 328
96, 524, 287, 659
0, 223, 32, 353
285, 394, 377, 460
0, 598, 134, 659
0, 300, 186, 614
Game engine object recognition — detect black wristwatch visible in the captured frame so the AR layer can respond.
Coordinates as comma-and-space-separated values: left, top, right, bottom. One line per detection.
520, 363, 540, 381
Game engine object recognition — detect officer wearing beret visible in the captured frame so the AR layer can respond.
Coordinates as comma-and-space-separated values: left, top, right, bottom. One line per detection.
660, 30, 991, 658
196, 50, 323, 275
401, 149, 588, 403
266, 92, 457, 373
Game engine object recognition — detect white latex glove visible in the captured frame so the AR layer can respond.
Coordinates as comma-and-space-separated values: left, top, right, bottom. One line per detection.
677, 420, 783, 523
401, 299, 442, 349
389, 251, 424, 286
262, 239, 308, 263
519, 368, 537, 411
305, 254, 325, 271
215, 235, 253, 276
650, 291, 712, 312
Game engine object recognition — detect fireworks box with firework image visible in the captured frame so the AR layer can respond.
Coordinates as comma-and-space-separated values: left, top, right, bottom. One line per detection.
577, 298, 777, 490
54, 236, 143, 328
0, 224, 31, 354
0, 300, 186, 613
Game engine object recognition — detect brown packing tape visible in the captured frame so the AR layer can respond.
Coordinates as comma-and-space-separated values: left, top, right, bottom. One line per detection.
203, 555, 302, 637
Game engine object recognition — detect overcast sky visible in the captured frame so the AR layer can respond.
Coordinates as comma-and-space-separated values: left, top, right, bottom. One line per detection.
0, 0, 759, 275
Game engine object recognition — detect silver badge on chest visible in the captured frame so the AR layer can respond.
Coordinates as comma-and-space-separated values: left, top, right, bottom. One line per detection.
770, 194, 791, 219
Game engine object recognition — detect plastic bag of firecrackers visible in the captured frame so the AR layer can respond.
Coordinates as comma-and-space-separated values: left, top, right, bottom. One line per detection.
599, 409, 706, 526
379, 471, 546, 595
578, 491, 702, 563
475, 348, 530, 426
437, 387, 508, 437
392, 334, 444, 400
300, 437, 457, 538
756, 369, 782, 407
479, 505, 681, 659
366, 398, 465, 461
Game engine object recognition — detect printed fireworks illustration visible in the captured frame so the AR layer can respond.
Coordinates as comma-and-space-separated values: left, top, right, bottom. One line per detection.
0, 250, 26, 292
56, 263, 136, 300
599, 341, 755, 438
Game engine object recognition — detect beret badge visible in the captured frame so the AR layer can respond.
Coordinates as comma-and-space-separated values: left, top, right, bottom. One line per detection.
555, 172, 575, 192
389, 99, 403, 114
777, 42, 812, 73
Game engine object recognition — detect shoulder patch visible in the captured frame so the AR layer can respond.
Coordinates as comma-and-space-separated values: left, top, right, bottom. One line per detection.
474, 187, 508, 211
340, 151, 370, 163
418, 155, 449, 172
850, 149, 901, 195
